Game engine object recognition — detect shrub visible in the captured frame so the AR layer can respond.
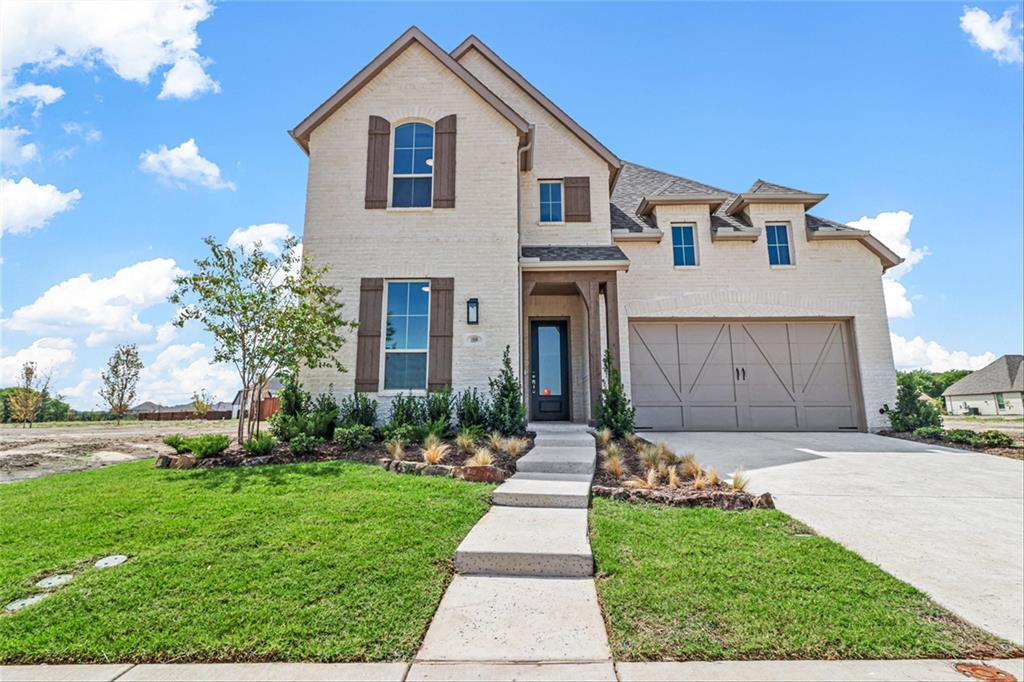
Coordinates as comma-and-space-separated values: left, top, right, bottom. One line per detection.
977, 430, 1014, 448
422, 442, 450, 465
913, 426, 945, 439
382, 423, 419, 443
488, 346, 526, 436
945, 428, 978, 445
289, 433, 322, 456
308, 393, 340, 440
388, 393, 424, 430
596, 349, 635, 438
424, 416, 449, 439
339, 393, 378, 427
268, 412, 303, 442
243, 432, 277, 456
466, 448, 494, 467
886, 374, 941, 432
425, 387, 454, 434
333, 423, 374, 452
163, 434, 190, 453
185, 434, 231, 458
278, 371, 310, 417
596, 427, 613, 447
455, 387, 489, 430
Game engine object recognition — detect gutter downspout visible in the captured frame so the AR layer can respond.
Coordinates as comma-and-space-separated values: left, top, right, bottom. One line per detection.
516, 125, 534, 413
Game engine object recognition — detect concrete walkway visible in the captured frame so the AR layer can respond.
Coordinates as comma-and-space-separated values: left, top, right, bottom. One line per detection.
413, 422, 611, 677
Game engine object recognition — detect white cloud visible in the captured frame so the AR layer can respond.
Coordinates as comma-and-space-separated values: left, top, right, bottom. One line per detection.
0, 0, 219, 111
61, 121, 102, 143
848, 210, 928, 318
227, 223, 293, 256
1, 82, 65, 112
960, 6, 1024, 64
0, 127, 38, 167
139, 139, 235, 190
57, 367, 101, 408
4, 258, 185, 346
137, 342, 238, 406
0, 337, 76, 384
0, 176, 81, 235
140, 322, 179, 351
890, 333, 998, 371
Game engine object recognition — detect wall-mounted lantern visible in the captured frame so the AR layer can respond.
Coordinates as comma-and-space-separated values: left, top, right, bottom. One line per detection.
466, 298, 480, 325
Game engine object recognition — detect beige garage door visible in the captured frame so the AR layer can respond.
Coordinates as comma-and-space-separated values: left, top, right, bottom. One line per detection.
628, 320, 862, 431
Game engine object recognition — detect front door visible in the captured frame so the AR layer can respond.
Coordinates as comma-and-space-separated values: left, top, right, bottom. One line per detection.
530, 320, 570, 421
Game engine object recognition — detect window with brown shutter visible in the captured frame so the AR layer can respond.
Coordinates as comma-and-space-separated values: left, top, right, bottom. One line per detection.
364, 116, 390, 209
564, 176, 591, 222
354, 278, 384, 391
432, 115, 456, 208
427, 278, 454, 391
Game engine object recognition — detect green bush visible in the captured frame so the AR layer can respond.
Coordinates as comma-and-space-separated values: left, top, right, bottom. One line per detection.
268, 411, 303, 442
457, 423, 486, 441
424, 387, 454, 435
333, 423, 374, 451
488, 346, 526, 436
596, 350, 636, 438
388, 393, 424, 430
886, 374, 941, 432
339, 393, 378, 427
455, 387, 489, 430
913, 426, 945, 439
163, 434, 191, 453
278, 371, 310, 417
944, 428, 978, 445
382, 422, 425, 443
243, 432, 277, 456
289, 433, 323, 456
976, 430, 1014, 448
185, 434, 231, 458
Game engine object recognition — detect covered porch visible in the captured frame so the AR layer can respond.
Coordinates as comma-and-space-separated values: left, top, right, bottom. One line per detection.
520, 246, 628, 424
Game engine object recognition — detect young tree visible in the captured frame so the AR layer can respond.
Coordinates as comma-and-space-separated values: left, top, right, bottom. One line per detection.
8, 362, 50, 428
488, 346, 526, 436
191, 389, 215, 418
170, 236, 356, 442
596, 350, 636, 437
98, 344, 144, 422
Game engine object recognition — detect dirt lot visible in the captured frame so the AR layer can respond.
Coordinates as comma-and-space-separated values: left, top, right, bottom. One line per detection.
942, 415, 1024, 446
0, 420, 236, 484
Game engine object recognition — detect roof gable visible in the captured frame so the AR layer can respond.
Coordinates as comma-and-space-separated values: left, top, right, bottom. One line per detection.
290, 26, 530, 153
451, 35, 622, 184
943, 355, 1024, 396
722, 178, 828, 216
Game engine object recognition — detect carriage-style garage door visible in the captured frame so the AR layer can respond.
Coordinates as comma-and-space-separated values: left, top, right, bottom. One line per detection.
628, 320, 863, 431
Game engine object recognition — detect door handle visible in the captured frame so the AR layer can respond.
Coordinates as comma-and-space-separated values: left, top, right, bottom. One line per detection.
742, 368, 746, 381
736, 368, 740, 381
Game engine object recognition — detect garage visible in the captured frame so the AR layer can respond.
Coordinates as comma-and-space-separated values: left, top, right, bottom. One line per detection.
628, 320, 863, 431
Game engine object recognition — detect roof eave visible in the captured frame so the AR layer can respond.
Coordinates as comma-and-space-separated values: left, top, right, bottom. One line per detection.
637, 194, 730, 217
520, 258, 630, 272
725, 192, 829, 216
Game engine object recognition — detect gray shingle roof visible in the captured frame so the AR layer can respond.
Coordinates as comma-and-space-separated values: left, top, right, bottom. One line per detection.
746, 179, 814, 195
521, 245, 627, 262
942, 355, 1024, 397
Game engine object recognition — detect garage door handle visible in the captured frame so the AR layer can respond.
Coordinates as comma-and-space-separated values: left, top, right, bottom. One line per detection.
736, 368, 740, 381
741, 368, 746, 381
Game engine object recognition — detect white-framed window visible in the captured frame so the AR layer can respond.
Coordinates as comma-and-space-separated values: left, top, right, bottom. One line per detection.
539, 180, 563, 223
671, 224, 698, 267
766, 223, 792, 266
391, 122, 433, 208
382, 280, 430, 390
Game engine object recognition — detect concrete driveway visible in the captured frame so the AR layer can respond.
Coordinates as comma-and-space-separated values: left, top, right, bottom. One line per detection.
646, 431, 1024, 645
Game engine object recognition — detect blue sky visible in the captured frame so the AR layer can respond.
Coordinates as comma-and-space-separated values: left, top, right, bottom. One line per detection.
2, 1, 1022, 409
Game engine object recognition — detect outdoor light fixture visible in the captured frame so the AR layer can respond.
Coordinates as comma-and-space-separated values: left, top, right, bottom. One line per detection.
466, 298, 479, 325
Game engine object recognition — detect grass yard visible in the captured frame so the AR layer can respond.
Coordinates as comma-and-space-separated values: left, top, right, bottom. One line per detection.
0, 459, 492, 663
590, 498, 1020, 661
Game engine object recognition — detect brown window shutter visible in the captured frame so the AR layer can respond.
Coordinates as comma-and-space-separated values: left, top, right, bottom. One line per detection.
354, 278, 384, 391
564, 176, 591, 222
432, 115, 456, 208
427, 278, 454, 391
364, 116, 390, 209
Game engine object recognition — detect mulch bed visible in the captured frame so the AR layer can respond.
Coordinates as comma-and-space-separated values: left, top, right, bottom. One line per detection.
881, 430, 1024, 461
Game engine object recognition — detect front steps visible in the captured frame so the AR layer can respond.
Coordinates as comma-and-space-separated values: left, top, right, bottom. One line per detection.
515, 446, 598, 475
455, 506, 592, 576
490, 475, 591, 508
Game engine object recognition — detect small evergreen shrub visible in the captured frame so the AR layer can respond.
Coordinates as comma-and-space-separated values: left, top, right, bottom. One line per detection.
243, 432, 277, 456
333, 423, 374, 451
339, 392, 378, 427
488, 346, 526, 436
289, 433, 323, 456
382, 423, 417, 443
455, 387, 489, 430
163, 434, 190, 453
388, 393, 424, 429
268, 411, 303, 442
278, 371, 310, 417
185, 434, 231, 458
596, 350, 635, 438
913, 426, 945, 439
977, 430, 1014, 447
886, 374, 941, 432
944, 428, 978, 445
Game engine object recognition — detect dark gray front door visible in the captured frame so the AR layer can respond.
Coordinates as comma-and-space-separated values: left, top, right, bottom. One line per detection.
530, 320, 570, 421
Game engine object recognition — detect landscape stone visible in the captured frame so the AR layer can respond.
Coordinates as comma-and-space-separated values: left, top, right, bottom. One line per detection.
462, 465, 505, 483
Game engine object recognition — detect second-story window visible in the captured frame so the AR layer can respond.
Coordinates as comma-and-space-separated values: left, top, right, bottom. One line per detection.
392, 122, 433, 208
539, 180, 563, 223
766, 224, 792, 266
671, 225, 698, 267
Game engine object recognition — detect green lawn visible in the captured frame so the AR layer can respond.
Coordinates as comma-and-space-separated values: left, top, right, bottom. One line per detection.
0, 460, 492, 663
590, 498, 1019, 661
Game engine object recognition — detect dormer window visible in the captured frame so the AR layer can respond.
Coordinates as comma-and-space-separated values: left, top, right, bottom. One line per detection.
766, 223, 792, 265
391, 122, 433, 208
539, 180, 563, 223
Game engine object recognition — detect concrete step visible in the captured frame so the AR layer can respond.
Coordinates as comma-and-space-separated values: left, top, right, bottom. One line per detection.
534, 434, 596, 448
455, 507, 592, 577
492, 476, 591, 508
516, 446, 596, 476
513, 472, 593, 482
416, 575, 611, 663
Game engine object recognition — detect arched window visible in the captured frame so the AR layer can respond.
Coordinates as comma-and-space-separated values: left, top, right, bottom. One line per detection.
391, 122, 433, 208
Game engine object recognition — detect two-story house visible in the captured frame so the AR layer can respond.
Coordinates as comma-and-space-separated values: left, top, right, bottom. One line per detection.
291, 27, 902, 432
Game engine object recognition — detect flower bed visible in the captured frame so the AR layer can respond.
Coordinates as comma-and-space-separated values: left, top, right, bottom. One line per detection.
882, 429, 1023, 461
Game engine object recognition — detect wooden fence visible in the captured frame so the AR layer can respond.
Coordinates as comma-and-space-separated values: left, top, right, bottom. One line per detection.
138, 410, 232, 421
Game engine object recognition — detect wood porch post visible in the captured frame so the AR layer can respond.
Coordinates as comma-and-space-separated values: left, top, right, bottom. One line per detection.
583, 280, 602, 423
604, 276, 620, 372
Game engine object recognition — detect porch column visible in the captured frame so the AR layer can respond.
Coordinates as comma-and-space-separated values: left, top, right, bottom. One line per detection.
603, 277, 620, 372
583, 280, 602, 423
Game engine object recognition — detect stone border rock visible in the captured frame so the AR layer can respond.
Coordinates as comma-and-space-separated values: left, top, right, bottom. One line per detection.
378, 459, 506, 483
592, 485, 774, 511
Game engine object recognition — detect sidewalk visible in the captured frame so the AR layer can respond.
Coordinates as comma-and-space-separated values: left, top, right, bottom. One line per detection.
3, 659, 1021, 681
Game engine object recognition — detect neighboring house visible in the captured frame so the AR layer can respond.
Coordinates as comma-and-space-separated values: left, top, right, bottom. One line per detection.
291, 27, 903, 432
942, 355, 1024, 416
